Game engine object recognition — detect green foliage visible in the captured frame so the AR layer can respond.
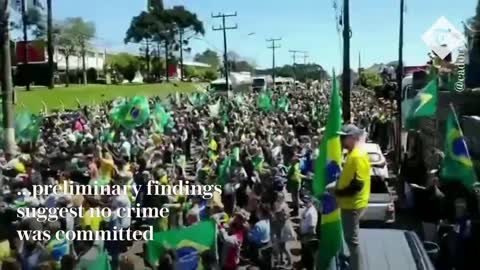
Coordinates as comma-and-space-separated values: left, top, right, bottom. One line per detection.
63, 17, 96, 51
203, 70, 218, 81
107, 53, 141, 82
272, 64, 328, 82
194, 49, 220, 68
12, 8, 45, 37
184, 66, 198, 78
126, 5, 205, 79
359, 70, 383, 89
125, 11, 157, 44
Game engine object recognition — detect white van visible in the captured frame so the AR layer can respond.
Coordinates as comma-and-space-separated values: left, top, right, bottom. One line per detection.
252, 77, 268, 92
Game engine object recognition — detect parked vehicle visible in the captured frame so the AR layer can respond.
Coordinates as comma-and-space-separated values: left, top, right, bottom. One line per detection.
364, 143, 390, 180
252, 76, 272, 92
333, 229, 437, 270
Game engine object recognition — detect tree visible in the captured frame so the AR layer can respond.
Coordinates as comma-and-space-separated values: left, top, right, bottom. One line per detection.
62, 18, 95, 85
203, 69, 218, 81
1, 0, 16, 153
107, 53, 141, 82
12, 5, 44, 91
194, 49, 219, 68
56, 23, 77, 87
359, 70, 383, 89
125, 11, 157, 79
47, 0, 54, 89
11, 7, 45, 38
169, 5, 204, 80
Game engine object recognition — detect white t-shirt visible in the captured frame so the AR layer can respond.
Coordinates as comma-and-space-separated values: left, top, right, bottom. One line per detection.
300, 205, 318, 235
120, 141, 131, 157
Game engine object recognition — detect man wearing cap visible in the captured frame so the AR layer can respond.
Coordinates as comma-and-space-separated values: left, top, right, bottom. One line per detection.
335, 124, 371, 270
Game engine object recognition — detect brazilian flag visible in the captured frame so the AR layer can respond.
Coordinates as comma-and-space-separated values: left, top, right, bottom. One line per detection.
257, 91, 273, 112
152, 103, 174, 133
15, 111, 42, 143
110, 96, 150, 129
440, 107, 478, 189
313, 70, 344, 270
146, 220, 217, 270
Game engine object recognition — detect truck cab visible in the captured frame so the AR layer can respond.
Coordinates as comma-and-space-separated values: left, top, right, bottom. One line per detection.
252, 77, 268, 92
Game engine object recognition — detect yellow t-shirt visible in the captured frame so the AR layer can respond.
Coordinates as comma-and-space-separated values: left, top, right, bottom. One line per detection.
99, 158, 115, 180
0, 240, 11, 262
81, 208, 103, 231
336, 147, 371, 210
289, 163, 302, 184
14, 160, 26, 174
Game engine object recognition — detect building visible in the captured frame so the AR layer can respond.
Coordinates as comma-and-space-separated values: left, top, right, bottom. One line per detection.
54, 48, 106, 72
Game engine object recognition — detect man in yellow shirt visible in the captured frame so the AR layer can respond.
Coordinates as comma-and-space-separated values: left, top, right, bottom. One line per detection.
335, 124, 371, 270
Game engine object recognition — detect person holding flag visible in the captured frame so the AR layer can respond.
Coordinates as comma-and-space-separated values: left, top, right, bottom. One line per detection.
332, 124, 371, 270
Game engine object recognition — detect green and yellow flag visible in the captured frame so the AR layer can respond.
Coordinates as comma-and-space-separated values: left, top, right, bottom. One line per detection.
146, 220, 217, 269
407, 78, 438, 118
111, 96, 150, 129
257, 91, 273, 112
15, 112, 42, 144
313, 70, 343, 270
441, 107, 478, 190
152, 103, 174, 133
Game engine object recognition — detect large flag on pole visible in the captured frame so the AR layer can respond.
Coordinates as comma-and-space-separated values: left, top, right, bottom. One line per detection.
257, 91, 273, 112
15, 111, 41, 143
313, 70, 343, 270
146, 220, 217, 269
440, 105, 478, 190
406, 78, 438, 119
152, 103, 174, 133
110, 96, 150, 129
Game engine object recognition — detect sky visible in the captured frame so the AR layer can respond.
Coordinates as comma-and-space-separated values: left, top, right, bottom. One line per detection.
44, 0, 479, 72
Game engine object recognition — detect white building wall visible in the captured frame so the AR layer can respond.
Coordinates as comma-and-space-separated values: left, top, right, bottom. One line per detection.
54, 48, 105, 71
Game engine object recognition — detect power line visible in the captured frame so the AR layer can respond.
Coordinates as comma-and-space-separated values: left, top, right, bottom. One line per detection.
288, 50, 307, 65
212, 12, 238, 91
267, 38, 281, 87
289, 50, 307, 88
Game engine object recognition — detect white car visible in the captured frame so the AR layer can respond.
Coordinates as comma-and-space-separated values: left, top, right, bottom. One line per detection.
342, 143, 389, 180
364, 143, 390, 180
364, 143, 395, 225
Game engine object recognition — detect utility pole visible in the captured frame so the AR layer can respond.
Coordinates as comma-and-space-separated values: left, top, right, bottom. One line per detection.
212, 12, 237, 92
302, 54, 309, 81
302, 54, 308, 65
267, 38, 281, 88
289, 50, 306, 89
21, 0, 30, 90
342, 0, 351, 123
1, 0, 17, 153
179, 29, 184, 81
358, 51, 362, 77
47, 0, 54, 89
396, 0, 405, 167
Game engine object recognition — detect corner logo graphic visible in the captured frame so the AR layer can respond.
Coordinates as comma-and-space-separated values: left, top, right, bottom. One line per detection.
422, 16, 466, 59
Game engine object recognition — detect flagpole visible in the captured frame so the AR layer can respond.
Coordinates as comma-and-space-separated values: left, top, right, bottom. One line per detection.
449, 103, 465, 137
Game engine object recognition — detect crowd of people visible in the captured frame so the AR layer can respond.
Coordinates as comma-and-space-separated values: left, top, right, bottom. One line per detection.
0, 83, 394, 270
